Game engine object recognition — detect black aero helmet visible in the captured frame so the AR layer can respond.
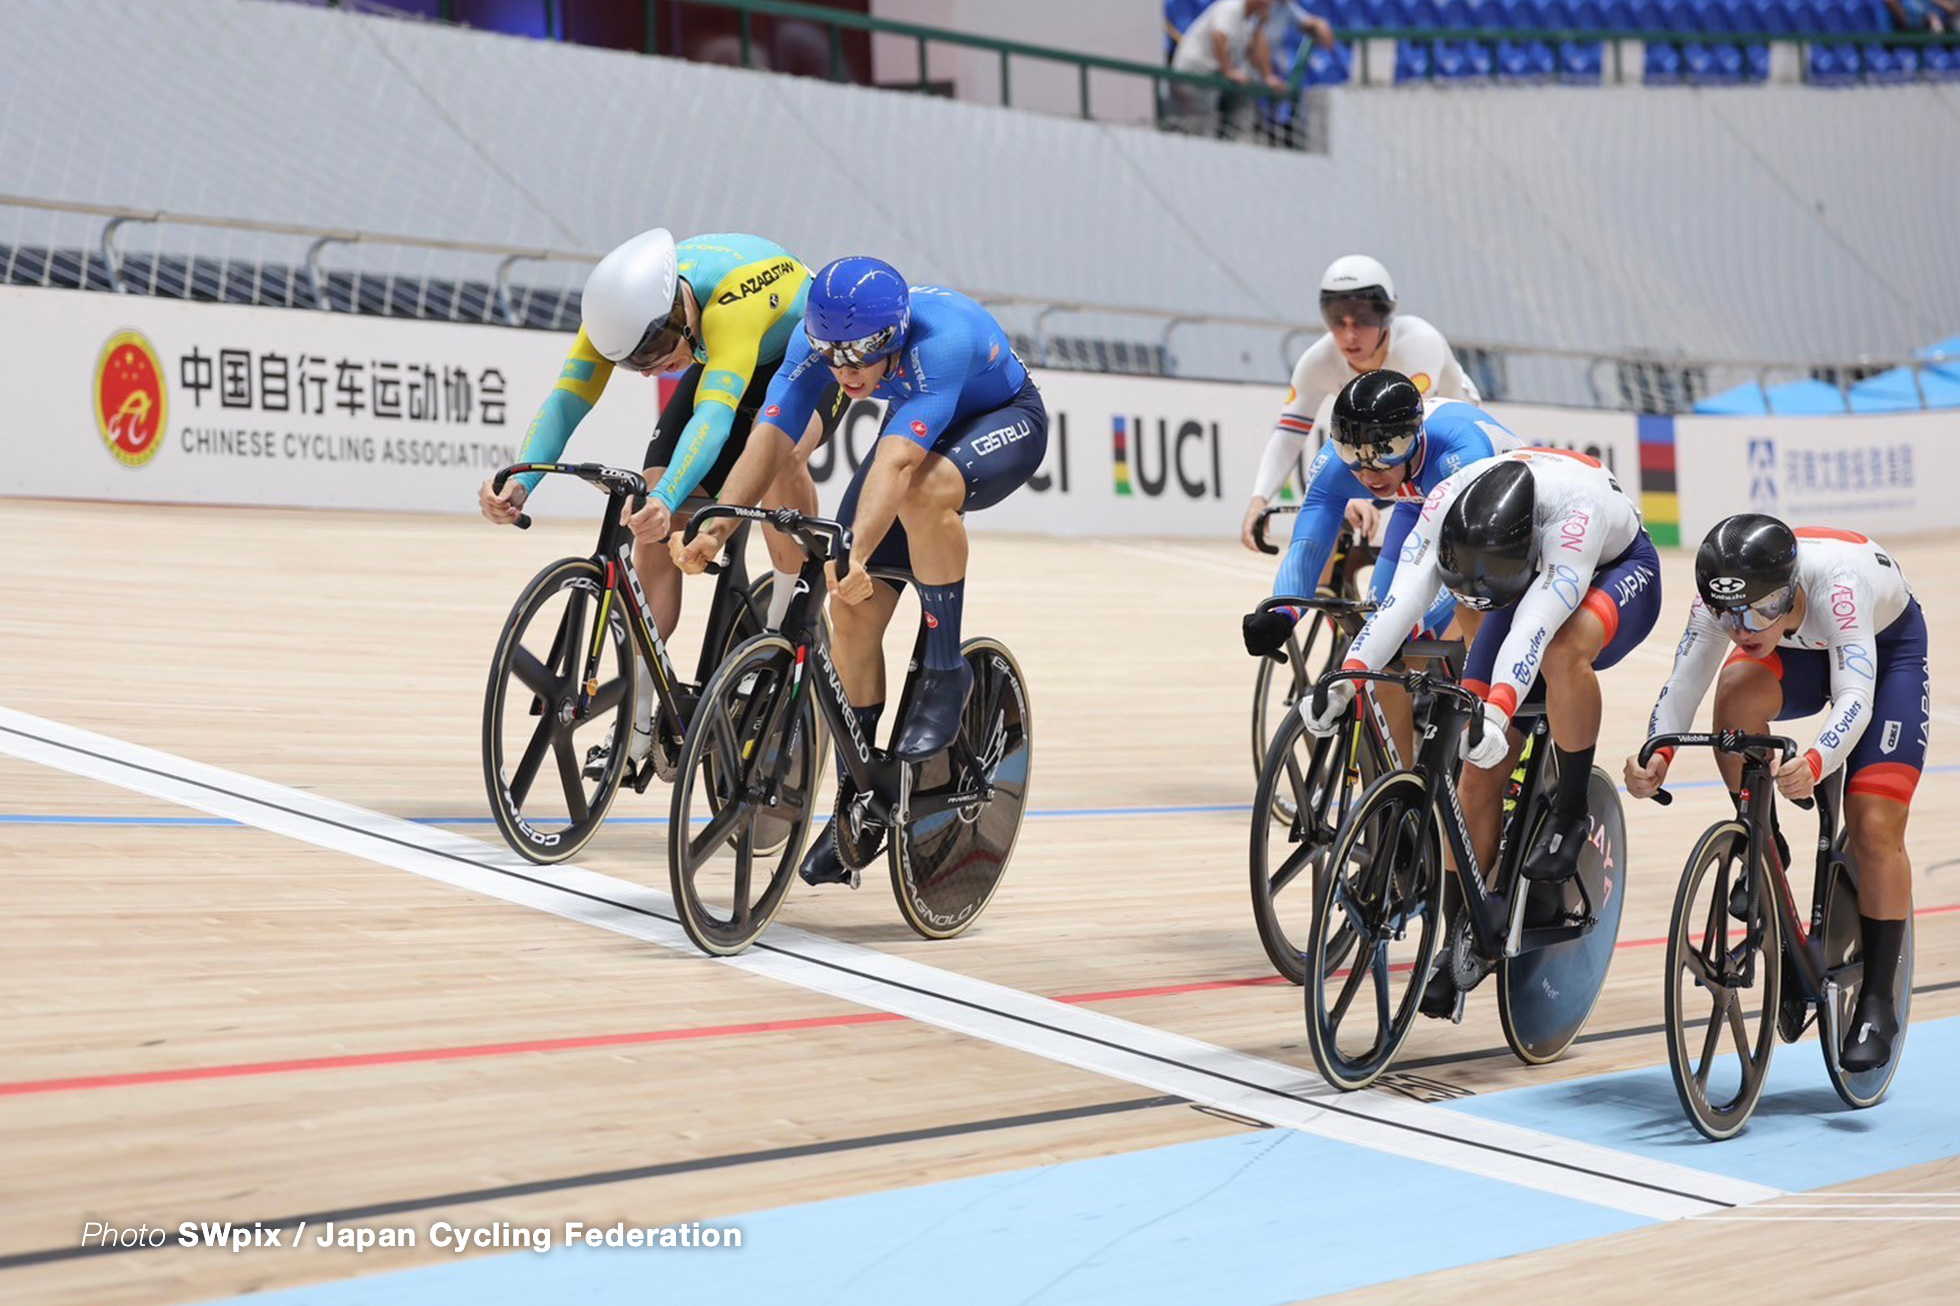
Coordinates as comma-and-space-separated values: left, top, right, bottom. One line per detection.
1438, 460, 1538, 611
1329, 370, 1424, 471
1695, 514, 1798, 630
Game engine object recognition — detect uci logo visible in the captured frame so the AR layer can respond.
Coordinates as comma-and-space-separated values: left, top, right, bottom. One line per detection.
1707, 576, 1748, 598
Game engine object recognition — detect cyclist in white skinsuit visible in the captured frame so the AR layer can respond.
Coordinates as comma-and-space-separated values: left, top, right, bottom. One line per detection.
1308, 450, 1662, 1015
1240, 254, 1481, 551
1627, 517, 1927, 1072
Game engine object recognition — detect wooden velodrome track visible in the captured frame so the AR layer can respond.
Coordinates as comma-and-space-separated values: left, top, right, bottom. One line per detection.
3, 496, 1957, 1306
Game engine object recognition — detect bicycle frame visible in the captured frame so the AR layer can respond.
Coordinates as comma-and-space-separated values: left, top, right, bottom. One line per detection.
690, 504, 996, 832
493, 461, 755, 751
1325, 670, 1592, 962
1645, 732, 1852, 1025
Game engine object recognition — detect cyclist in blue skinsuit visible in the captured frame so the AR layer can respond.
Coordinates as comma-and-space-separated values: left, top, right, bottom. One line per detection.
676, 257, 1049, 887
1241, 370, 1517, 757
1242, 369, 1520, 657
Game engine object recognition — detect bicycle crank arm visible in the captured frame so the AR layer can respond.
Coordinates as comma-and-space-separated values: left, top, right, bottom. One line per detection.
1820, 977, 1843, 1065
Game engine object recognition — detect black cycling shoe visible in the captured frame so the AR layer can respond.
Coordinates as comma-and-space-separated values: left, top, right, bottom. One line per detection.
797, 825, 861, 889
893, 663, 973, 761
1419, 968, 1464, 1021
1839, 988, 1899, 1072
1521, 808, 1589, 882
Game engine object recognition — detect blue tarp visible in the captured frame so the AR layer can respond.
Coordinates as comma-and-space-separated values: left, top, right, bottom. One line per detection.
1696, 332, 1960, 415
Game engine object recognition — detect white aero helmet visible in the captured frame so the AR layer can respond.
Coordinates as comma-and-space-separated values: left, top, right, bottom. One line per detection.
1320, 254, 1396, 304
581, 227, 681, 364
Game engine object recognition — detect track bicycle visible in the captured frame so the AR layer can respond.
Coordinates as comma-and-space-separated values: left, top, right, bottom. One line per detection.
1248, 596, 1462, 985
1642, 731, 1914, 1141
1248, 506, 1377, 792
664, 504, 1033, 955
1303, 670, 1627, 1090
480, 461, 792, 864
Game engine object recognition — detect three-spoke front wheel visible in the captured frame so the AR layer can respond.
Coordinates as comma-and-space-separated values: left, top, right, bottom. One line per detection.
667, 634, 820, 955
483, 558, 634, 864
1664, 821, 1781, 1141
1305, 772, 1445, 1091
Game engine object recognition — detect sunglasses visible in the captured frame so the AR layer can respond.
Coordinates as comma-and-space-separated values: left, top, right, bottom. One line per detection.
1330, 430, 1417, 472
809, 324, 900, 369
623, 300, 695, 370
1320, 292, 1392, 331
1709, 584, 1797, 635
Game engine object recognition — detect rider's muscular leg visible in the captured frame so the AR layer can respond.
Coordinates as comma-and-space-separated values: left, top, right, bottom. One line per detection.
1542, 608, 1607, 808
895, 456, 969, 585
1460, 729, 1525, 888
831, 581, 901, 707
1847, 792, 1912, 919
1711, 659, 1784, 793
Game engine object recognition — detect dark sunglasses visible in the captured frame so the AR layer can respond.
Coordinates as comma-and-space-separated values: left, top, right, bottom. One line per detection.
623, 299, 695, 370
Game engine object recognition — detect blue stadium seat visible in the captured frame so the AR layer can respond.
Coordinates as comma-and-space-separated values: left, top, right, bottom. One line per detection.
1571, 0, 1606, 27
1631, 0, 1666, 29
1695, 0, 1737, 33
1408, 0, 1444, 25
1439, 0, 1475, 28
1721, 0, 1762, 32
1539, 0, 1576, 26
1395, 39, 1434, 79
1645, 39, 1684, 79
1892, 46, 1920, 81
1743, 41, 1771, 79
1817, 0, 1850, 34
1602, 0, 1636, 26
1375, 0, 1412, 24
1788, 0, 1824, 34
1661, 0, 1699, 32
1434, 38, 1474, 75
1463, 0, 1499, 23
1303, 42, 1355, 84
1560, 37, 1606, 77
1164, 0, 1207, 56
1752, 0, 1791, 34
1925, 44, 1960, 79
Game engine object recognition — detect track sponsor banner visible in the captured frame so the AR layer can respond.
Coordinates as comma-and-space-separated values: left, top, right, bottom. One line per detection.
0, 286, 655, 514
811, 373, 1643, 539
1673, 412, 1950, 544
5, 287, 1642, 538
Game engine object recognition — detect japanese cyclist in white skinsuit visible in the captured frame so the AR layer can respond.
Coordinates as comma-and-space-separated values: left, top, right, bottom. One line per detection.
1627, 515, 1928, 1072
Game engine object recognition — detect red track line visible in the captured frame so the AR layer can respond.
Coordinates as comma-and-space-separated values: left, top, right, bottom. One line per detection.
6, 906, 1954, 1100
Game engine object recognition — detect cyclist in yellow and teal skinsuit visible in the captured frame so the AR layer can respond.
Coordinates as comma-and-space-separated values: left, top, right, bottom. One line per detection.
477, 228, 846, 768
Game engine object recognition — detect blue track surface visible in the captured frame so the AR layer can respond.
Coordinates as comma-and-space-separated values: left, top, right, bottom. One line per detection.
199, 1019, 1960, 1306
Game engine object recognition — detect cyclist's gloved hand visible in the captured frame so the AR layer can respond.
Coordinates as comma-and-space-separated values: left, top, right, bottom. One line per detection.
1460, 701, 1512, 769
1303, 678, 1355, 736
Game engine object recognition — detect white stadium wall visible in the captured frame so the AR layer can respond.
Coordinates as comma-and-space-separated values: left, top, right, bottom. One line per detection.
4, 0, 1957, 377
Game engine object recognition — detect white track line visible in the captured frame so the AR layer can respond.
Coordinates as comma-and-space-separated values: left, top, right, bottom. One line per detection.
0, 706, 1778, 1220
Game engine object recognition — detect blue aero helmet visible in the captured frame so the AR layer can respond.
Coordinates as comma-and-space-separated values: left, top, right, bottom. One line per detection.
805, 256, 910, 367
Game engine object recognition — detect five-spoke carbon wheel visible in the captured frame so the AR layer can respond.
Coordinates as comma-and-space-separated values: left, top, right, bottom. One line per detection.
1305, 772, 1446, 1091
667, 634, 820, 955
483, 558, 634, 864
1664, 821, 1781, 1141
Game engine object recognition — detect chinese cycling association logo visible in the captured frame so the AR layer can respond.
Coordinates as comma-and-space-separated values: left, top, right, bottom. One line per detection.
95, 330, 169, 468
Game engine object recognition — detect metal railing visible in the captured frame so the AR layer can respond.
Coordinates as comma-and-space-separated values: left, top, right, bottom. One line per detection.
4, 193, 1952, 413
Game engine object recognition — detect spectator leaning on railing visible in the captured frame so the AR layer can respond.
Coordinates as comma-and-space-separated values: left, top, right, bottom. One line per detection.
1167, 0, 1336, 138
1169, 0, 1287, 135
1884, 0, 1956, 30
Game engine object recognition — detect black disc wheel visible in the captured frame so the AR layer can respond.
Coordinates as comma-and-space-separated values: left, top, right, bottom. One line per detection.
1664, 821, 1781, 1141
1250, 709, 1373, 984
483, 558, 634, 865
1820, 848, 1913, 1108
1305, 772, 1446, 1091
887, 638, 1031, 940
1498, 768, 1629, 1065
667, 634, 819, 955
1251, 611, 1343, 821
